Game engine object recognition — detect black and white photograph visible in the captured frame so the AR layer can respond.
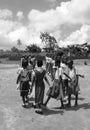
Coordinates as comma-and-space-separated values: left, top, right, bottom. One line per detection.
0, 0, 90, 130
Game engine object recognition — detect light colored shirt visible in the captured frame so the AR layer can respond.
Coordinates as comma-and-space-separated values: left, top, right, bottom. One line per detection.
60, 63, 69, 80
55, 67, 62, 80
69, 67, 76, 81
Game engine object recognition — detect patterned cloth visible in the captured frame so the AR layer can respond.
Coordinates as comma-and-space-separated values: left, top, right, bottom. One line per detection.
47, 79, 64, 99
68, 75, 79, 95
20, 81, 30, 96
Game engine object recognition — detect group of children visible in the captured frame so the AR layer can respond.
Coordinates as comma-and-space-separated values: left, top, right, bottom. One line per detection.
16, 54, 84, 114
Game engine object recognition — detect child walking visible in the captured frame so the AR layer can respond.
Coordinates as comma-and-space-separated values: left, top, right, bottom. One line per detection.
31, 59, 50, 114
44, 58, 65, 109
16, 59, 31, 107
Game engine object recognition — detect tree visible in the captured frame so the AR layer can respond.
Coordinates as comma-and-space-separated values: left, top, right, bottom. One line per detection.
40, 32, 58, 52
11, 46, 19, 52
17, 39, 22, 48
26, 44, 41, 53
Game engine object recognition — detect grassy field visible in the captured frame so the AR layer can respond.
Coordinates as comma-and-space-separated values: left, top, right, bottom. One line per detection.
0, 58, 20, 65
0, 60, 90, 130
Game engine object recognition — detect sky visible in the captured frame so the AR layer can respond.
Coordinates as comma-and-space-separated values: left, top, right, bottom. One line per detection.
0, 0, 90, 50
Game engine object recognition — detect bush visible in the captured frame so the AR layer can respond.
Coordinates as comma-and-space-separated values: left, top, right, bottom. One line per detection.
0, 53, 10, 58
9, 53, 22, 61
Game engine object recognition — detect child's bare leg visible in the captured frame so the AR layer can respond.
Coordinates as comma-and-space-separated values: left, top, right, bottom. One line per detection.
25, 95, 29, 103
60, 98, 64, 109
22, 96, 26, 106
66, 94, 71, 107
74, 93, 78, 106
44, 96, 51, 106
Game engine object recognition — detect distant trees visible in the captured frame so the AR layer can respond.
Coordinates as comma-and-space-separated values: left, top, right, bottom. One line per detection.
26, 44, 41, 53
11, 46, 19, 52
63, 43, 90, 59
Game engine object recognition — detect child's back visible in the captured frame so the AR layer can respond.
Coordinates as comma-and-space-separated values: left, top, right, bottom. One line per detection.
20, 68, 29, 82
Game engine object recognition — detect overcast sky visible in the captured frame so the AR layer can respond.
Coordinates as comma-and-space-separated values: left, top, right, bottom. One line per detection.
0, 0, 90, 50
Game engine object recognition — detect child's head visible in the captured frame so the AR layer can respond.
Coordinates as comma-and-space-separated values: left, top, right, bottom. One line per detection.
55, 54, 62, 67
61, 56, 68, 65
22, 59, 28, 69
68, 60, 73, 69
37, 60, 43, 67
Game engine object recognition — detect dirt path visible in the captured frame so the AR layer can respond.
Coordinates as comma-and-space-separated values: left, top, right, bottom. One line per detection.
0, 64, 90, 130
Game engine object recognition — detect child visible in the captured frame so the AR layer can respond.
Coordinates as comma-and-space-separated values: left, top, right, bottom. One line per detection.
16, 59, 31, 107
44, 58, 65, 109
60, 57, 69, 99
31, 59, 50, 114
67, 60, 84, 107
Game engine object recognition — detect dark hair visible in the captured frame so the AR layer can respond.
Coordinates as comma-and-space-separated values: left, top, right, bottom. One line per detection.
62, 56, 68, 65
55, 55, 61, 67
37, 60, 43, 67
22, 59, 28, 68
67, 60, 73, 69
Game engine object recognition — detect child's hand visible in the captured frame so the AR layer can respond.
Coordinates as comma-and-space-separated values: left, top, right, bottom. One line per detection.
82, 75, 84, 78
29, 81, 32, 86
28, 88, 32, 95
68, 79, 72, 82
16, 84, 20, 90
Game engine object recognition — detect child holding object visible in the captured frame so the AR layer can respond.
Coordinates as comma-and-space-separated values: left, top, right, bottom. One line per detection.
16, 59, 31, 107
66, 60, 84, 107
44, 58, 65, 109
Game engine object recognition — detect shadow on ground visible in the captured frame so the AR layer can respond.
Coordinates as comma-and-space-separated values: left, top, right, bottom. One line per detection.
41, 106, 64, 116
65, 102, 90, 111
53, 102, 90, 112
71, 96, 85, 101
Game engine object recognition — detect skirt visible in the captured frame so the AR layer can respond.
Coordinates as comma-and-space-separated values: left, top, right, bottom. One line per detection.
20, 81, 30, 96
68, 80, 79, 95
47, 79, 64, 99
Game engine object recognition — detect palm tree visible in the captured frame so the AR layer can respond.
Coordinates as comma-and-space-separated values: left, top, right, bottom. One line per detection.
17, 39, 22, 49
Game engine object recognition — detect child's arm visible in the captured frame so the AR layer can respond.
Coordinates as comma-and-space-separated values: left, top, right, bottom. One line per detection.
31, 71, 35, 89
16, 74, 21, 84
44, 76, 50, 86
31, 76, 35, 87
59, 75, 62, 82
63, 73, 72, 81
77, 74, 84, 78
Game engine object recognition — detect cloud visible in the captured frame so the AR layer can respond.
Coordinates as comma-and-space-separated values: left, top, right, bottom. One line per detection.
17, 11, 24, 21
1, 0, 90, 49
28, 0, 90, 33
59, 25, 90, 47
0, 9, 13, 19
0, 19, 24, 49
0, 20, 20, 35
0, 34, 12, 49
60, 0, 90, 24
27, 0, 90, 47
28, 9, 63, 33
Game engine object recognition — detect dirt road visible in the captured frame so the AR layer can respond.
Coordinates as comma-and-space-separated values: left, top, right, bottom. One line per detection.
0, 64, 90, 130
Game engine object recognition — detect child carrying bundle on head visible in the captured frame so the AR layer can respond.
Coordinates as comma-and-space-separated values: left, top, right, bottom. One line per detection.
16, 58, 32, 107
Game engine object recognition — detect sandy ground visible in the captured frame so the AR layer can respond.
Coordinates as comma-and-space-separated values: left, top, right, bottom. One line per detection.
0, 63, 90, 130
